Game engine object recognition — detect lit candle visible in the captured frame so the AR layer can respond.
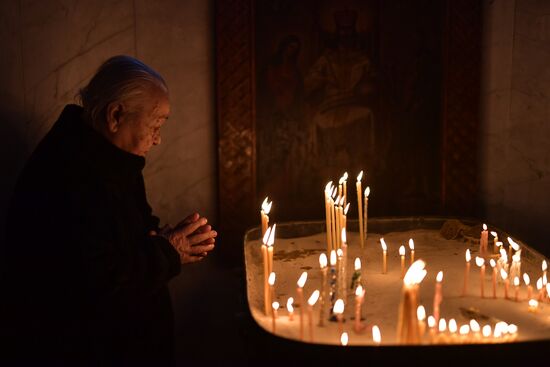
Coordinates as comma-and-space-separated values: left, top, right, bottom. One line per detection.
260, 197, 272, 238
324, 182, 333, 253
340, 332, 348, 346
459, 325, 470, 344
507, 324, 518, 341
482, 325, 492, 340
536, 277, 543, 301
417, 305, 426, 342
297, 271, 308, 340
380, 238, 388, 274
333, 299, 345, 335
336, 248, 344, 299
343, 203, 350, 234
527, 299, 539, 314
342, 172, 348, 207
433, 271, 443, 324
287, 297, 294, 321
307, 290, 320, 342
399, 245, 406, 279
409, 238, 415, 265
490, 259, 497, 299
267, 224, 276, 275
427, 316, 436, 344
513, 276, 520, 302
351, 257, 362, 291
372, 325, 381, 345
335, 196, 342, 249
356, 171, 364, 249
510, 250, 522, 280
364, 187, 370, 239
268, 272, 276, 314
475, 257, 485, 298
501, 269, 509, 299
523, 273, 532, 300
318, 253, 328, 326
507, 237, 519, 264
543, 260, 548, 283
438, 318, 448, 344
448, 319, 458, 344
354, 285, 365, 333
261, 227, 272, 315
271, 301, 279, 333
470, 319, 481, 343
480, 224, 488, 257
330, 187, 337, 250
462, 249, 471, 296
397, 260, 427, 344
340, 228, 348, 301
490, 231, 498, 253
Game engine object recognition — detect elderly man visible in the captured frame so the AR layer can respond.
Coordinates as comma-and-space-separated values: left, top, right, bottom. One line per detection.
3, 55, 216, 364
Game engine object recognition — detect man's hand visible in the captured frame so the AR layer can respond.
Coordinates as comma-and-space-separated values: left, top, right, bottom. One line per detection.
162, 213, 217, 263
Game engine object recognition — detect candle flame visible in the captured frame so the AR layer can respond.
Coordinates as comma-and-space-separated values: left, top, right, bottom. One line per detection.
339, 175, 345, 185
331, 186, 337, 198
261, 197, 272, 214
340, 332, 349, 346
417, 305, 426, 321
268, 272, 276, 286
490, 259, 496, 268
408, 238, 414, 250
343, 172, 348, 180
483, 223, 487, 231
536, 277, 543, 290
523, 273, 530, 285
543, 260, 548, 272
508, 237, 520, 251
336, 249, 343, 258
308, 290, 320, 306
513, 276, 520, 287
267, 223, 276, 247
399, 245, 405, 256
507, 324, 518, 334
333, 299, 344, 314
529, 299, 538, 308
512, 251, 521, 263
339, 196, 345, 206
469, 319, 480, 333
403, 260, 427, 286
262, 226, 271, 245
330, 250, 337, 266
287, 297, 294, 312
438, 318, 447, 333
344, 202, 350, 215
436, 271, 443, 282
459, 325, 470, 335
354, 257, 361, 271
380, 238, 387, 251
364, 186, 370, 197
341, 228, 347, 244
427, 316, 436, 328
449, 319, 458, 333
355, 285, 364, 297
357, 171, 363, 182
465, 249, 471, 262
325, 181, 333, 193
372, 326, 381, 344
475, 257, 485, 267
297, 272, 307, 288
496, 241, 503, 248
490, 231, 497, 237
482, 325, 492, 338
499, 248, 507, 261
319, 253, 328, 269
494, 321, 507, 336
500, 269, 508, 280
272, 301, 279, 311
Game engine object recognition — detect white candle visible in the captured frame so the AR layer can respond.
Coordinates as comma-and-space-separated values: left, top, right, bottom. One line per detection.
297, 271, 308, 340
475, 257, 485, 298
307, 290, 320, 342
409, 238, 415, 265
462, 249, 471, 296
380, 238, 388, 274
372, 325, 382, 345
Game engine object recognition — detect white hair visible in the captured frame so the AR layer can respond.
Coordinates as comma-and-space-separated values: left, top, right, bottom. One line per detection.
78, 55, 168, 125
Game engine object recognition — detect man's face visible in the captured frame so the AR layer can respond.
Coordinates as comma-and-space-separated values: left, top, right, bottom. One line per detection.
114, 88, 170, 157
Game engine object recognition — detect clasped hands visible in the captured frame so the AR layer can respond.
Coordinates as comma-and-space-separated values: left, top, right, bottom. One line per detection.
154, 213, 217, 263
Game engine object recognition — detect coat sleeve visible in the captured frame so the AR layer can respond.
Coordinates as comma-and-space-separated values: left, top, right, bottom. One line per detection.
70, 183, 181, 301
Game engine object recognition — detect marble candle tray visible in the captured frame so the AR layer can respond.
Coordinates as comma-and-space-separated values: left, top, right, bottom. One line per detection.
244, 217, 550, 346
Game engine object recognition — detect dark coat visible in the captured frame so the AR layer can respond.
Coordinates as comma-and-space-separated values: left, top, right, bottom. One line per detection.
3, 105, 181, 365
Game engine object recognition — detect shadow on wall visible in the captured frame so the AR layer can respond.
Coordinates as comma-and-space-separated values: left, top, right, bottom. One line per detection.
0, 108, 29, 250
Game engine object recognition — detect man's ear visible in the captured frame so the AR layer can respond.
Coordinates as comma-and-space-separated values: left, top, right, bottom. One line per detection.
106, 102, 123, 133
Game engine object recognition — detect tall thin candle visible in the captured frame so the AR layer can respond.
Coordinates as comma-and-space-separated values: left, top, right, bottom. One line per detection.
364, 187, 370, 239
381, 238, 387, 274
399, 245, 406, 279
462, 249, 471, 296
297, 272, 308, 340
318, 253, 328, 326
356, 171, 364, 249
307, 290, 320, 342
475, 257, 485, 298
409, 238, 415, 265
354, 285, 365, 333
433, 271, 443, 324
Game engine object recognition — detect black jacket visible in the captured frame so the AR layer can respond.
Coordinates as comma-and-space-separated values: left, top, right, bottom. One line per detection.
3, 105, 181, 365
